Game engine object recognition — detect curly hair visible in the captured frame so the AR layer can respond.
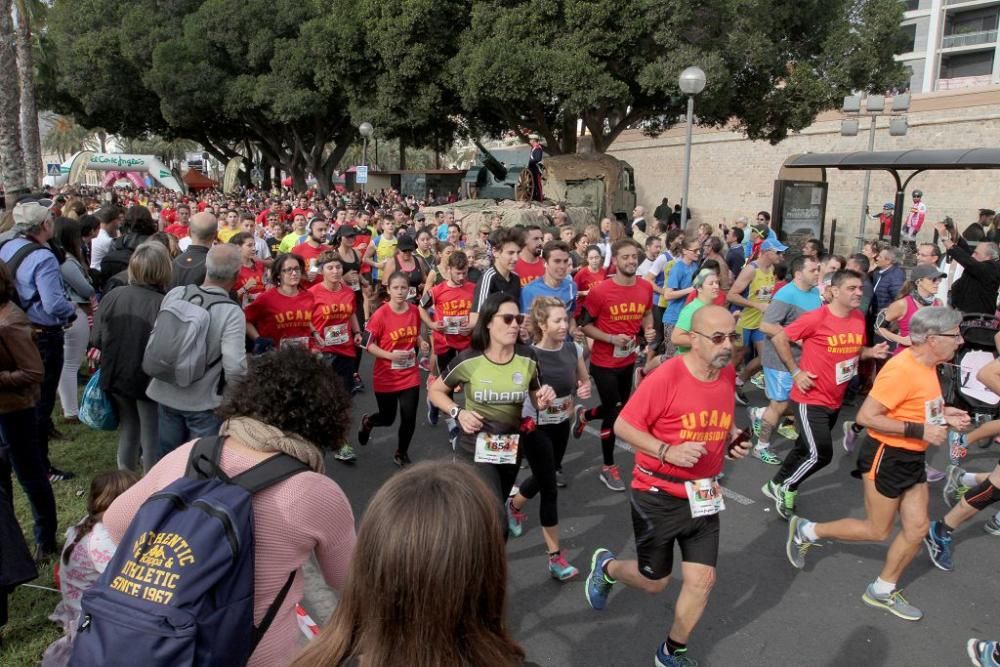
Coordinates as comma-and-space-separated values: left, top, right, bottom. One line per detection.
217, 347, 352, 450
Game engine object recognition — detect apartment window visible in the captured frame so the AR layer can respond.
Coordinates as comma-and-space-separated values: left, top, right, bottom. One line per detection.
901, 23, 917, 52
945, 8, 999, 35
902, 0, 920, 11
940, 50, 995, 78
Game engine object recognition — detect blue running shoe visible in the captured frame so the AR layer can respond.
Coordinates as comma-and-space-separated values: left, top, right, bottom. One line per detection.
924, 521, 954, 571
967, 638, 1000, 667
655, 643, 699, 667
585, 548, 616, 611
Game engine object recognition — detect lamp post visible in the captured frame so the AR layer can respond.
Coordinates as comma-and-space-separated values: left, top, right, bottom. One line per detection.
359, 122, 373, 193
678, 66, 706, 230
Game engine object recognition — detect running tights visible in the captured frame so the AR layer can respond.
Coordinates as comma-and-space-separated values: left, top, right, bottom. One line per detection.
586, 364, 634, 466
370, 386, 419, 454
519, 421, 570, 527
774, 403, 839, 491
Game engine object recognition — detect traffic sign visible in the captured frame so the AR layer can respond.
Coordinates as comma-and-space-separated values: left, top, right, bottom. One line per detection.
47, 163, 61, 176
356, 165, 368, 184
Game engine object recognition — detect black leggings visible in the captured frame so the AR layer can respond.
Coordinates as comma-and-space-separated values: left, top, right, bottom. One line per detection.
370, 386, 420, 454
518, 421, 570, 527
436, 348, 459, 376
323, 352, 356, 395
773, 403, 839, 491
586, 364, 634, 466
456, 447, 520, 539
353, 288, 365, 374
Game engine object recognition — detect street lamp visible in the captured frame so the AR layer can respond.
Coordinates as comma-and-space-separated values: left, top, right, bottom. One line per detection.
678, 66, 706, 230
359, 122, 374, 167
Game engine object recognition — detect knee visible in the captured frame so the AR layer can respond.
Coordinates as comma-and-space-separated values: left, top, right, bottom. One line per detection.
683, 567, 716, 596
869, 521, 894, 543
641, 575, 671, 594
902, 518, 929, 543
816, 448, 834, 467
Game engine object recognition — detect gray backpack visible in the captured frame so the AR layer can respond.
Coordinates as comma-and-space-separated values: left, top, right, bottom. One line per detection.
143, 286, 233, 387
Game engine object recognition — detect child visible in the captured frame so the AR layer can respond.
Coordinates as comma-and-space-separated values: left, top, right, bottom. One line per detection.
42, 470, 139, 667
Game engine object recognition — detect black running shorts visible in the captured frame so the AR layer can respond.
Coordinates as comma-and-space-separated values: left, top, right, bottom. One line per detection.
853, 435, 927, 499
629, 490, 720, 580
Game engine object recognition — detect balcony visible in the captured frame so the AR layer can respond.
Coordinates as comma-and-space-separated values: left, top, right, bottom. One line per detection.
936, 74, 994, 89
946, 0, 1000, 6
941, 29, 998, 47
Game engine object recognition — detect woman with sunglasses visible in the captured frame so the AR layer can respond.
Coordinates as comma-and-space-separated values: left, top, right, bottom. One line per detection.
359, 271, 427, 466
428, 292, 556, 526
245, 253, 316, 353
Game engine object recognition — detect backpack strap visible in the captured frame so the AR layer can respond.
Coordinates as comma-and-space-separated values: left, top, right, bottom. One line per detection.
185, 435, 227, 480
250, 570, 296, 652
231, 452, 310, 494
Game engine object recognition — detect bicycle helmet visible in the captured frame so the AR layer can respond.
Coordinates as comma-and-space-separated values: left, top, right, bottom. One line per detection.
912, 189, 923, 198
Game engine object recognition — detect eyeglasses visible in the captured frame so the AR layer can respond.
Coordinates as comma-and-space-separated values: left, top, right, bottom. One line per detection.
281, 267, 302, 274
931, 332, 963, 341
496, 313, 525, 326
692, 331, 740, 345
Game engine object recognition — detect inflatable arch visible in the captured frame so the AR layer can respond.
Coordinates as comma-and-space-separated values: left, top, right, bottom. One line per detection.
45, 151, 185, 193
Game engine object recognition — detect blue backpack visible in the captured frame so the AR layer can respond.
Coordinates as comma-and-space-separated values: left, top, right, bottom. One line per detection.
69, 437, 309, 666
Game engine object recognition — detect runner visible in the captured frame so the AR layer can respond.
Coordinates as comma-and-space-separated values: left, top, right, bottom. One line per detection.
574, 239, 656, 492
762, 269, 890, 519
428, 293, 555, 530
515, 225, 546, 288
469, 226, 523, 328
229, 231, 267, 308
277, 213, 308, 254
658, 237, 701, 359
785, 306, 968, 622
748, 255, 822, 465
424, 243, 456, 290
334, 226, 367, 393
520, 240, 578, 333
573, 245, 607, 320
585, 305, 751, 667
362, 217, 399, 289
506, 297, 590, 580
359, 271, 426, 467
291, 218, 332, 288
727, 236, 786, 405
381, 235, 425, 304
245, 254, 316, 352
668, 268, 721, 354
310, 250, 363, 463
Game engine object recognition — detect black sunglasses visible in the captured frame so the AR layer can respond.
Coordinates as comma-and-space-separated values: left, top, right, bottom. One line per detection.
693, 330, 740, 345
497, 313, 525, 326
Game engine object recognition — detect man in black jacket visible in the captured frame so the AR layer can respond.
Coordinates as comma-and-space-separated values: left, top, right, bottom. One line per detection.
170, 213, 218, 288
936, 221, 1000, 315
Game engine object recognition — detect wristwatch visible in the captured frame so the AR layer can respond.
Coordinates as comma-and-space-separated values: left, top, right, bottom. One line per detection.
449, 405, 462, 419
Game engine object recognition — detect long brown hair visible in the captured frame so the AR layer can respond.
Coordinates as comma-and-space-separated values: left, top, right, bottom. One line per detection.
62, 470, 139, 565
290, 462, 525, 667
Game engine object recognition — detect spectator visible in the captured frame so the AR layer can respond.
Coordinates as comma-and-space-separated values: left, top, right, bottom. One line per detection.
104, 347, 357, 667
90, 243, 172, 473
0, 261, 57, 562
97, 205, 156, 288
170, 212, 218, 288
89, 204, 123, 271
725, 226, 745, 276
0, 199, 76, 482
41, 470, 139, 667
631, 205, 648, 235
0, 452, 38, 632
936, 220, 1000, 315
289, 462, 529, 667
653, 197, 671, 226
54, 218, 95, 424
871, 246, 905, 313
148, 244, 248, 460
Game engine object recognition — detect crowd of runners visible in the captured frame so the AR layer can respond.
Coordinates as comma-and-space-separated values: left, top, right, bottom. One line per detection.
2, 186, 1000, 666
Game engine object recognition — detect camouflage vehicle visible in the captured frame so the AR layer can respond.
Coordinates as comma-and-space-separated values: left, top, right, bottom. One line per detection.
464, 142, 636, 223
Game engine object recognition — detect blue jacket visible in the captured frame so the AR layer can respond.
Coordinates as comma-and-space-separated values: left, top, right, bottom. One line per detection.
872, 264, 905, 312
0, 237, 74, 327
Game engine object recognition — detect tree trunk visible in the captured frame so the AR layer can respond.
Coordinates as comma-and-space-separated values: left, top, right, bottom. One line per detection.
398, 138, 406, 170
97, 130, 107, 153
0, 0, 27, 194
14, 1, 40, 189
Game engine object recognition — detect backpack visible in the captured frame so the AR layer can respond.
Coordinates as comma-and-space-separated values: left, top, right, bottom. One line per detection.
69, 436, 308, 667
0, 238, 53, 310
143, 286, 233, 387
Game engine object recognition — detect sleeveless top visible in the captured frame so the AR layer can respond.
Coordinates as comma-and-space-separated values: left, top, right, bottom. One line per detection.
395, 252, 425, 302
737, 262, 776, 331
894, 293, 942, 356
338, 247, 361, 275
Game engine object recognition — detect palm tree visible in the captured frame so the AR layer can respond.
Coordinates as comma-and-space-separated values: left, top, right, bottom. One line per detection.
0, 0, 27, 194
13, 0, 44, 189
42, 114, 97, 162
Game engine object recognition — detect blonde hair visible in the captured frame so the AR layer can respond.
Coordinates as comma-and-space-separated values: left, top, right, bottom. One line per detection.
127, 241, 172, 290
528, 296, 566, 342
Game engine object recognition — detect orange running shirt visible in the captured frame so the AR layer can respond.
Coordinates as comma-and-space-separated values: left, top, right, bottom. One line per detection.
867, 348, 945, 452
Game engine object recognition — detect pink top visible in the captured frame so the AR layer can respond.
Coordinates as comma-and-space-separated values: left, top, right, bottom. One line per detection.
894, 294, 942, 356
104, 440, 356, 667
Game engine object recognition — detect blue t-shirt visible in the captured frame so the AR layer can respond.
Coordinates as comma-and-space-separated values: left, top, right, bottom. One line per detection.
436, 222, 449, 241
662, 260, 697, 325
520, 276, 577, 315
760, 282, 823, 370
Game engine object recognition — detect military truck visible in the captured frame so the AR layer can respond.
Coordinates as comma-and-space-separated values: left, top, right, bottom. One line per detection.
464, 142, 636, 223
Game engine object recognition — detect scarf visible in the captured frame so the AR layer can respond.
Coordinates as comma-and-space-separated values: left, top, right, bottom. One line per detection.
219, 416, 325, 474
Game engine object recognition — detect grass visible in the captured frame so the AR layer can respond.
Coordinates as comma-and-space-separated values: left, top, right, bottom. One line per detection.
2, 417, 117, 666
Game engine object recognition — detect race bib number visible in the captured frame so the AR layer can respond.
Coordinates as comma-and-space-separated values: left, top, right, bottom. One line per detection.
280, 336, 310, 350
755, 285, 774, 302
925, 396, 946, 426
834, 356, 858, 385
323, 323, 349, 346
443, 315, 468, 335
613, 339, 637, 358
407, 286, 418, 300
391, 350, 416, 370
684, 477, 726, 518
538, 395, 572, 425
474, 432, 520, 465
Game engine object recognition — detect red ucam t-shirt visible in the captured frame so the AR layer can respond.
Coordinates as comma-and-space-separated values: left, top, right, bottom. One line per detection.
784, 304, 866, 408
234, 260, 267, 308
309, 282, 357, 357
352, 227, 373, 275
584, 277, 654, 369
573, 266, 606, 317
163, 223, 189, 239
515, 256, 545, 288
421, 280, 475, 353
291, 242, 332, 288
619, 355, 737, 497
244, 288, 315, 349
364, 303, 421, 393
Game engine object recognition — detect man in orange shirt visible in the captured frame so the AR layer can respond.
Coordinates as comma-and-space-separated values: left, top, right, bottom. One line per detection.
785, 306, 970, 622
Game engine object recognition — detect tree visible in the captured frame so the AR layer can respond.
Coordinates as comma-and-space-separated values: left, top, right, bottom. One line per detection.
41, 114, 98, 161
0, 0, 26, 194
14, 0, 44, 189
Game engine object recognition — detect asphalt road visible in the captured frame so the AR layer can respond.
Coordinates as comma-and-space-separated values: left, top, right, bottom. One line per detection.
306, 359, 1000, 667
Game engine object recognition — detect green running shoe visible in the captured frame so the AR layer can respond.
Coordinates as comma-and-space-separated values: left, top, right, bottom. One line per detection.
862, 584, 923, 621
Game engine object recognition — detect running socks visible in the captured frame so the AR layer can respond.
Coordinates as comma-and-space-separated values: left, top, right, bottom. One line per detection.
850, 423, 863, 434
871, 577, 895, 596
800, 520, 819, 542
961, 473, 980, 487
665, 637, 687, 657
936, 521, 954, 539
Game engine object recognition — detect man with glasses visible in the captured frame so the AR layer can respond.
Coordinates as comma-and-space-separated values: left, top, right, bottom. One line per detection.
728, 235, 786, 404
585, 305, 750, 667
786, 306, 968, 623
763, 270, 890, 520
935, 220, 1000, 316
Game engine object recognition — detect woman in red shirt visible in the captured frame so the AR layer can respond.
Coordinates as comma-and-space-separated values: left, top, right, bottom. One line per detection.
573, 245, 607, 318
359, 272, 427, 467
230, 232, 267, 308
245, 254, 316, 353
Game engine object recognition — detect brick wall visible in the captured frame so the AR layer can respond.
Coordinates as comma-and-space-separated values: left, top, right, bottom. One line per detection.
607, 86, 1000, 255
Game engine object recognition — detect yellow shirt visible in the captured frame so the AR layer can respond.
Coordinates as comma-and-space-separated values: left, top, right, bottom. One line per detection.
217, 227, 239, 243
736, 263, 775, 331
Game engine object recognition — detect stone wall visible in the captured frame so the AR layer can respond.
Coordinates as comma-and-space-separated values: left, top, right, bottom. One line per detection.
607, 86, 1000, 255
